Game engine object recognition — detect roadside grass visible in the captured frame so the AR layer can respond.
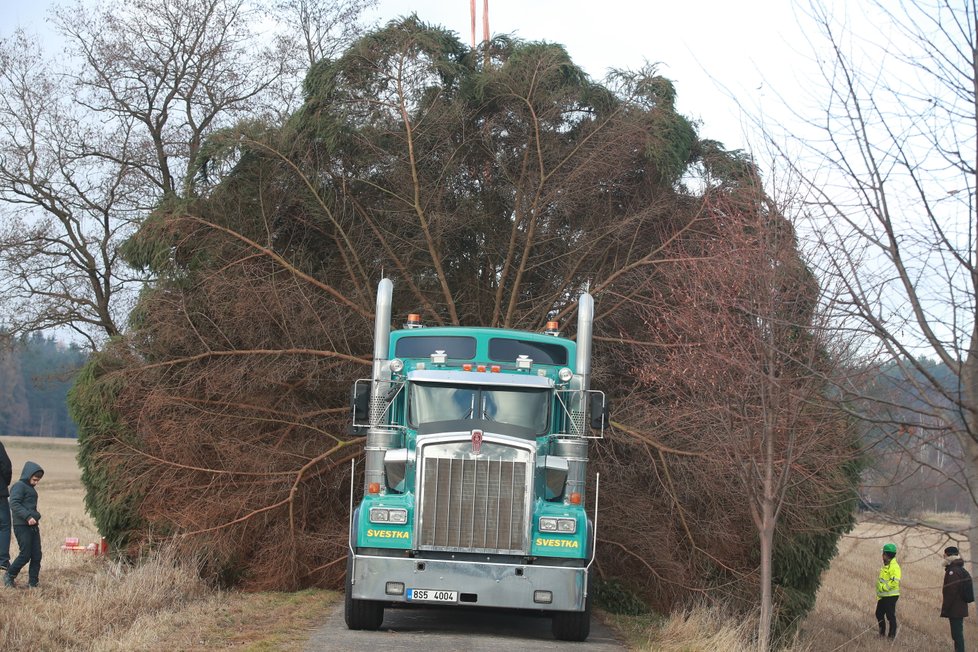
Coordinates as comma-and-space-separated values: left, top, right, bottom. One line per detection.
795, 517, 974, 651
4, 435, 975, 650
606, 607, 773, 652
0, 436, 338, 651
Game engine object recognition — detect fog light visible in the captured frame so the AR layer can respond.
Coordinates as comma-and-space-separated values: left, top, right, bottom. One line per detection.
533, 590, 553, 604
386, 581, 405, 595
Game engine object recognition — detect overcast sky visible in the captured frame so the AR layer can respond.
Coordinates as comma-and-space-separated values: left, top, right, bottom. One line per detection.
1, 0, 824, 152
378, 1, 820, 152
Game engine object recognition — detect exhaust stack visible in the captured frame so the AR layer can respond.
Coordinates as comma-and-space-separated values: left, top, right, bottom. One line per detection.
562, 291, 594, 502
365, 279, 397, 492
575, 293, 593, 392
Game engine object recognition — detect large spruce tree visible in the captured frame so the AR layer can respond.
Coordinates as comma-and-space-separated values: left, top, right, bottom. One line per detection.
71, 16, 857, 637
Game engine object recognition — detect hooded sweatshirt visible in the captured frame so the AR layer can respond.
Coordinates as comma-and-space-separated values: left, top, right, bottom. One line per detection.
942, 556, 974, 619
0, 439, 11, 498
9, 461, 43, 526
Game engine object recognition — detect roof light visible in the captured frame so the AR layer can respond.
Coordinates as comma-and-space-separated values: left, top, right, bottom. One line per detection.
545, 321, 560, 336
404, 313, 422, 329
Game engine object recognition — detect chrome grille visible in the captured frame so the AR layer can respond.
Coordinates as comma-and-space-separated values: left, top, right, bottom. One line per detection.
418, 446, 529, 554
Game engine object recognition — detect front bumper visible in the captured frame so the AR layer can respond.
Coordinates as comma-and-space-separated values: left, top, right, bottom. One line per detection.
349, 552, 588, 612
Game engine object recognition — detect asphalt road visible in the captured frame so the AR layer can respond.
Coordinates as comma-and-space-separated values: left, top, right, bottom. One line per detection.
305, 603, 628, 651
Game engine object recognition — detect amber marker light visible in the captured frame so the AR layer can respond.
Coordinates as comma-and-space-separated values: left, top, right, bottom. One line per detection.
368, 482, 381, 494
477, 364, 486, 372
463, 363, 472, 371
491, 365, 501, 373
569, 492, 582, 505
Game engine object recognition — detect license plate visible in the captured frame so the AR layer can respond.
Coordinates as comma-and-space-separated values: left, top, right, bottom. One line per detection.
406, 588, 458, 603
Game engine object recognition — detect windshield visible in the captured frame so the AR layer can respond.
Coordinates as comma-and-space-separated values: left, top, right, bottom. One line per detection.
410, 383, 551, 435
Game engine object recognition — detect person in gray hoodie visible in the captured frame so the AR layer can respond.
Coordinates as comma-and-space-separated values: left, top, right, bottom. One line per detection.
0, 439, 11, 571
4, 461, 43, 588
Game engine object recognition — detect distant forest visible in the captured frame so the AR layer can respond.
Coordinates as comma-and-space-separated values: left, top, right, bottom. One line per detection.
0, 334, 87, 438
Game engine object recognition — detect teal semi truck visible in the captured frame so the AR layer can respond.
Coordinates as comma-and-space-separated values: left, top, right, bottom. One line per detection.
345, 279, 606, 641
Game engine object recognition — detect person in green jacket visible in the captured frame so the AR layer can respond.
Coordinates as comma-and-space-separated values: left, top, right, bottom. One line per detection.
876, 542, 901, 639
3, 461, 44, 589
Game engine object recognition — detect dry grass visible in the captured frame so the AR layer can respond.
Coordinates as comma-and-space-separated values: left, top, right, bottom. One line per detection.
608, 606, 775, 652
4, 436, 973, 651
0, 436, 338, 651
797, 518, 975, 651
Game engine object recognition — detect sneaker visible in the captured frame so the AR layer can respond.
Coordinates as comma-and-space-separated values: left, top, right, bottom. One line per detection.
2, 572, 14, 588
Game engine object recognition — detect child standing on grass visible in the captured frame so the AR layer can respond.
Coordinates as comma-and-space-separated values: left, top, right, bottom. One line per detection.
0, 438, 11, 572
3, 461, 44, 589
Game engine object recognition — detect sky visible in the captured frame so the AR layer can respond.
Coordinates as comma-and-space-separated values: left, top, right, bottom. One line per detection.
0, 0, 815, 153
369, 0, 811, 152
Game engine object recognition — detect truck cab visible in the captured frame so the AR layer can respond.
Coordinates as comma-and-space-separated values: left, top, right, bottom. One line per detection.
345, 280, 605, 641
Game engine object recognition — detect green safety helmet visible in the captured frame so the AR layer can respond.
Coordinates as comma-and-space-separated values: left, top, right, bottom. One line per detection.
882, 543, 897, 554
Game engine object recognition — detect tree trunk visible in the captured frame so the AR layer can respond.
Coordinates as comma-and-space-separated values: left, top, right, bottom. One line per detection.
758, 505, 774, 651
962, 350, 978, 577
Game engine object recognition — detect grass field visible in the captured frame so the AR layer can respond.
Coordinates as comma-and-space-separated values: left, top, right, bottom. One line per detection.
2, 435, 974, 650
0, 436, 337, 650
797, 516, 975, 651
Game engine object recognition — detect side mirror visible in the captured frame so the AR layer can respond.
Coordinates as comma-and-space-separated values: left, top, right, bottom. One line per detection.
351, 383, 370, 424
588, 392, 608, 430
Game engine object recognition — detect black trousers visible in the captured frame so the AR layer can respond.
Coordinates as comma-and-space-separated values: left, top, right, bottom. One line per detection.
9, 524, 41, 586
876, 595, 898, 637
949, 617, 965, 652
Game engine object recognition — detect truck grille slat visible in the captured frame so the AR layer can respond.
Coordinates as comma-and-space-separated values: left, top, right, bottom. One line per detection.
419, 446, 529, 554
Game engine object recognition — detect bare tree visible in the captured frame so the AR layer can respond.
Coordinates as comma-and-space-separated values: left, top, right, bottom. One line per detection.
628, 181, 855, 648
271, 0, 378, 69
0, 0, 374, 347
0, 30, 142, 346
772, 0, 978, 566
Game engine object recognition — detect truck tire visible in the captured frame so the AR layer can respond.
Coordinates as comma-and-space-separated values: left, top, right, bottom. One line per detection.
344, 580, 384, 630
344, 554, 384, 630
551, 588, 591, 641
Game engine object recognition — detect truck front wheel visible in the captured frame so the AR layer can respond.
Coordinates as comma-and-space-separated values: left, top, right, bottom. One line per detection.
344, 581, 384, 630
551, 593, 591, 641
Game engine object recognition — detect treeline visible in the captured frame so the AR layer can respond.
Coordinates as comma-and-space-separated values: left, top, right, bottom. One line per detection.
858, 357, 970, 514
0, 334, 87, 438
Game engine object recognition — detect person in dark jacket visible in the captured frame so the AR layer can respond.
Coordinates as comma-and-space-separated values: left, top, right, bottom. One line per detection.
3, 461, 43, 588
942, 546, 974, 652
0, 439, 11, 571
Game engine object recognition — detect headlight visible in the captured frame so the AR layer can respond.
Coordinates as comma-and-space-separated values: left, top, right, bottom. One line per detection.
557, 518, 576, 533
389, 358, 404, 373
558, 367, 573, 382
538, 517, 576, 534
369, 507, 408, 524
